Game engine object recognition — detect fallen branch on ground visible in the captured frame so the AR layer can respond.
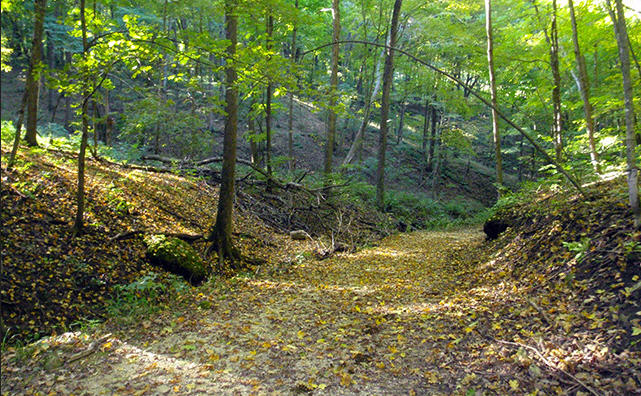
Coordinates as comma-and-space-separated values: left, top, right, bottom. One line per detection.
110, 230, 204, 242
493, 338, 602, 396
67, 333, 112, 364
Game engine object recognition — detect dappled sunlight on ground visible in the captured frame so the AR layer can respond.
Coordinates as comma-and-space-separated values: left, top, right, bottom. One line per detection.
3, 226, 638, 394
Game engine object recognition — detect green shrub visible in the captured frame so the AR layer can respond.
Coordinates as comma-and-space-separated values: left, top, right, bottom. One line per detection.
106, 272, 189, 318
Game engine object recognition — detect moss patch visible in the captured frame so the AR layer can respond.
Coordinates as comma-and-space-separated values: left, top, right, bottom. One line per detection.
144, 235, 208, 284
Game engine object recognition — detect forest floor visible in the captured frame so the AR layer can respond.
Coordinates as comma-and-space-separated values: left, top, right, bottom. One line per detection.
3, 226, 639, 395
1, 131, 639, 395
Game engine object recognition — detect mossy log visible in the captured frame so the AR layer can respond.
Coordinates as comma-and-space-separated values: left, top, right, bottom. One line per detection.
144, 235, 208, 284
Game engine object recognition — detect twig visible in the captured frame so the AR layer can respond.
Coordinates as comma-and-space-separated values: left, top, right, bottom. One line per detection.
494, 339, 602, 396
66, 333, 112, 364
526, 298, 555, 328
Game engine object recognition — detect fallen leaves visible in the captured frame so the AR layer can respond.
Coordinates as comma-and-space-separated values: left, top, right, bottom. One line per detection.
2, 149, 640, 395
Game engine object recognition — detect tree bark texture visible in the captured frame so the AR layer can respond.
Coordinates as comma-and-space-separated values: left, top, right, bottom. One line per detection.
209, 0, 241, 263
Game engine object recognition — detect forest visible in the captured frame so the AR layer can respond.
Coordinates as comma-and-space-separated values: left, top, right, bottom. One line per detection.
1, 0, 640, 394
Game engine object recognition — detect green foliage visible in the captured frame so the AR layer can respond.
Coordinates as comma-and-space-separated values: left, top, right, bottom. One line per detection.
106, 183, 131, 214
106, 272, 189, 318
562, 237, 591, 262
342, 178, 485, 229
0, 119, 16, 143
1, 33, 12, 71
121, 94, 208, 158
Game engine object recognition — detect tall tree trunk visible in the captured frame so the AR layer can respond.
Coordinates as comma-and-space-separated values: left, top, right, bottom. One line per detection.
324, 0, 340, 177
485, 0, 503, 187
72, 0, 90, 235
396, 100, 406, 144
63, 53, 72, 129
422, 97, 430, 155
46, 30, 55, 111
568, 0, 599, 173
431, 117, 444, 198
549, 0, 563, 162
532, 0, 564, 161
287, 0, 299, 173
104, 89, 111, 145
265, 13, 274, 185
208, 0, 240, 264
607, 0, 640, 229
518, 132, 525, 182
25, 0, 48, 147
375, 0, 402, 210
92, 99, 98, 154
341, 0, 381, 167
427, 105, 438, 172
248, 111, 260, 165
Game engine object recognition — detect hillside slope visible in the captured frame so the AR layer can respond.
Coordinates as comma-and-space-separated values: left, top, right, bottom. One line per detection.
2, 179, 640, 394
0, 142, 314, 341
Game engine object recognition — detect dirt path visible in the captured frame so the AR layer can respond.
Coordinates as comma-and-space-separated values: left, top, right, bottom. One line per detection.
2, 229, 529, 395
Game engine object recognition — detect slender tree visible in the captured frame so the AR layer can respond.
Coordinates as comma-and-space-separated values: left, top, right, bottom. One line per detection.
533, 0, 563, 161
324, 0, 340, 177
427, 104, 439, 172
607, 0, 640, 229
342, 0, 386, 166
24, 0, 48, 147
287, 0, 299, 172
7, 91, 28, 170
343, 44, 385, 166
421, 97, 430, 155
208, 0, 241, 264
72, 0, 91, 235
485, 0, 503, 187
568, 0, 599, 173
265, 11, 274, 185
375, 0, 402, 210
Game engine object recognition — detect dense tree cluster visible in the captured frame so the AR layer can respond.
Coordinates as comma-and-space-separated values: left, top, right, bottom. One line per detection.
1, 0, 639, 254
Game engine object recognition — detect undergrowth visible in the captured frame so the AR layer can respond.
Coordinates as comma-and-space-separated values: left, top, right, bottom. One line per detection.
341, 179, 489, 230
